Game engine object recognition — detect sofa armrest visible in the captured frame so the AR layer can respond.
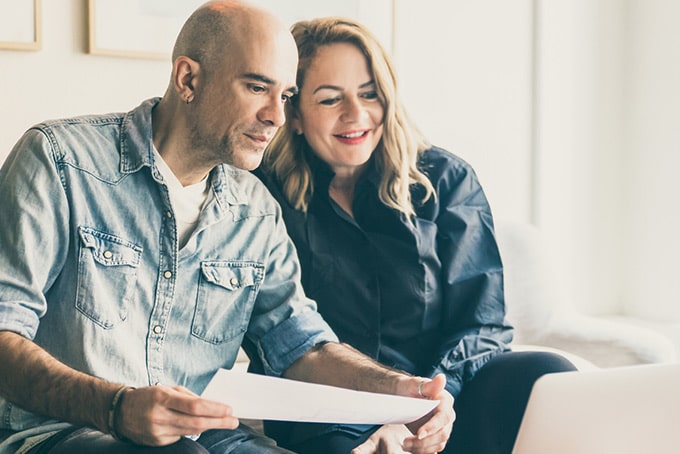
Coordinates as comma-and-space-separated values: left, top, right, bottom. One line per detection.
523, 313, 677, 368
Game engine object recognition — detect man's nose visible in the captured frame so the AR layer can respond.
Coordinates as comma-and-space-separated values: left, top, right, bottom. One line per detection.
258, 97, 287, 127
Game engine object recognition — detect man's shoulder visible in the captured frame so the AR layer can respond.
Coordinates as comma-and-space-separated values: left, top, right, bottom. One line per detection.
217, 164, 280, 210
34, 111, 126, 136
29, 112, 125, 157
30, 99, 157, 160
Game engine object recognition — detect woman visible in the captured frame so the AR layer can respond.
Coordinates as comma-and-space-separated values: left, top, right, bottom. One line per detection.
256, 17, 576, 454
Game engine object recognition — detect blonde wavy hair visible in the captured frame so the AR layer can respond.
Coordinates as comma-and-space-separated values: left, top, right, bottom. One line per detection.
262, 17, 434, 217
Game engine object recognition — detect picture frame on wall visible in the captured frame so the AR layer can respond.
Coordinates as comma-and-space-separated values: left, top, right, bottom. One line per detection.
0, 0, 42, 51
87, 0, 393, 60
87, 0, 204, 59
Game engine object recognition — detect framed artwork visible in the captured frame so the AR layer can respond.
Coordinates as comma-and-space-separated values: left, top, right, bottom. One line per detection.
88, 0, 204, 59
0, 0, 42, 51
87, 0, 394, 60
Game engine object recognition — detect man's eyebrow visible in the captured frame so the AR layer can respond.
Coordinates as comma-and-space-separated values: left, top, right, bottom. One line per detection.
313, 80, 375, 94
242, 73, 298, 95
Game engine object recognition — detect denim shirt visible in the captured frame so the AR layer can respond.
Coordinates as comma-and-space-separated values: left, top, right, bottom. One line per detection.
0, 98, 337, 450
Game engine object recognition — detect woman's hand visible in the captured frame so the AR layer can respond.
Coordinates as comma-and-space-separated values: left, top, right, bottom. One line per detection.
402, 374, 455, 453
351, 424, 413, 453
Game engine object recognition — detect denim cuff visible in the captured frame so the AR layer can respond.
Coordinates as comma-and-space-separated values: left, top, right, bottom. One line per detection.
257, 309, 338, 376
0, 303, 40, 340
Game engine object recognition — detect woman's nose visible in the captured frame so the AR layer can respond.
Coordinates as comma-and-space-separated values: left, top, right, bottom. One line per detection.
340, 97, 365, 122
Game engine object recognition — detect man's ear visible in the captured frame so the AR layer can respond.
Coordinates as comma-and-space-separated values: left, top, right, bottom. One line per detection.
291, 115, 303, 135
173, 56, 200, 104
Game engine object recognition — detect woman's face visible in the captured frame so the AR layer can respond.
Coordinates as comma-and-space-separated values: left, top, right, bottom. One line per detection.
293, 42, 385, 176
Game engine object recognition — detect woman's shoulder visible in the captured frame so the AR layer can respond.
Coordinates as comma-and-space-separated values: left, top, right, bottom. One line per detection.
419, 146, 476, 181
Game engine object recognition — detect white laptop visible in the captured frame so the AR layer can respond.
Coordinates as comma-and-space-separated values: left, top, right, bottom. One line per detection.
512, 363, 680, 454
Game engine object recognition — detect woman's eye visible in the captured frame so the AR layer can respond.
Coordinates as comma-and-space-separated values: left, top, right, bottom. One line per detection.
362, 90, 379, 100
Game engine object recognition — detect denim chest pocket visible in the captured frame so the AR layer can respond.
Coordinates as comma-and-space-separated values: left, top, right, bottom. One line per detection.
76, 226, 142, 329
192, 261, 264, 344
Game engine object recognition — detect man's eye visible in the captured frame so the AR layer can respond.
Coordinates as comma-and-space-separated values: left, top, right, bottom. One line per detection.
281, 94, 292, 103
320, 97, 340, 106
249, 84, 265, 93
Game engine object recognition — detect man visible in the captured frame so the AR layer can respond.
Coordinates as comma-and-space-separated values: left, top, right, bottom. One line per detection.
0, 1, 453, 453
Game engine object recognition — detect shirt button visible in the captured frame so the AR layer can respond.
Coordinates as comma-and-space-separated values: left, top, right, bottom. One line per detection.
103, 251, 113, 259
153, 325, 163, 334
166, 211, 172, 218
164, 271, 172, 279
230, 277, 239, 286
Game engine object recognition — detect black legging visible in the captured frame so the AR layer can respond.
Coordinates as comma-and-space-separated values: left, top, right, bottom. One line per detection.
290, 351, 578, 454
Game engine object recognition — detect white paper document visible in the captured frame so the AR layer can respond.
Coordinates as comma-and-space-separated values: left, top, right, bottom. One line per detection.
201, 369, 439, 424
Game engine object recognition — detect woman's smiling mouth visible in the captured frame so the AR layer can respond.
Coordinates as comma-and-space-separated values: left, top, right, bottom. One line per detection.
334, 130, 369, 144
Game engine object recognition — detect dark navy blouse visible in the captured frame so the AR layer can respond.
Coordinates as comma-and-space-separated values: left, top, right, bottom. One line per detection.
256, 146, 513, 398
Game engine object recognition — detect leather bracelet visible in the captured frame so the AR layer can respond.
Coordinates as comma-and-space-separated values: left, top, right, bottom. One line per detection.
107, 385, 133, 441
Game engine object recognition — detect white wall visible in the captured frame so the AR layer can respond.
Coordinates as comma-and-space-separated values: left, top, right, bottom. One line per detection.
393, 0, 534, 223
535, 0, 680, 322
2, 0, 680, 325
622, 0, 680, 321
0, 0, 169, 163
535, 0, 627, 315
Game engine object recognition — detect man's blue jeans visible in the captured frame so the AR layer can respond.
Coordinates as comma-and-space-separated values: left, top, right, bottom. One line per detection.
27, 424, 293, 453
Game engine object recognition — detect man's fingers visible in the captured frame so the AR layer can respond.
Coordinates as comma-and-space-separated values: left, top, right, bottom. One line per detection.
118, 385, 239, 446
413, 399, 454, 442
160, 385, 233, 419
418, 373, 446, 398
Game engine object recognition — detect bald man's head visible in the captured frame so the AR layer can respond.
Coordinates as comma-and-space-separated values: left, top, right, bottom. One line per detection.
153, 0, 298, 175
172, 1, 288, 80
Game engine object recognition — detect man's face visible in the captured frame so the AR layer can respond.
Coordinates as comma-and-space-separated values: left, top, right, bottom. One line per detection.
187, 27, 298, 171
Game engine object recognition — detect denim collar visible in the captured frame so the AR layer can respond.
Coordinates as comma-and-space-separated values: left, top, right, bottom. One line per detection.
118, 97, 248, 209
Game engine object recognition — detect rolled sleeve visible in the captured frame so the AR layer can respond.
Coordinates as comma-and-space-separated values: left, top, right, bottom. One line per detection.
257, 309, 338, 377
0, 303, 40, 339
0, 128, 68, 341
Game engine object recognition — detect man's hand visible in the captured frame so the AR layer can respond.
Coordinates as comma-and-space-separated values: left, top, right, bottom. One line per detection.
351, 424, 412, 454
402, 374, 454, 453
352, 375, 454, 454
116, 385, 238, 446
285, 343, 454, 452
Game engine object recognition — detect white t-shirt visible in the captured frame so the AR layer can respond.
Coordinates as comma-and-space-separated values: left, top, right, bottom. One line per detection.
153, 147, 210, 248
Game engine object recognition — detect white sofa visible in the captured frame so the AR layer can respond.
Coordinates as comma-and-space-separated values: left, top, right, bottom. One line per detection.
497, 219, 677, 369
